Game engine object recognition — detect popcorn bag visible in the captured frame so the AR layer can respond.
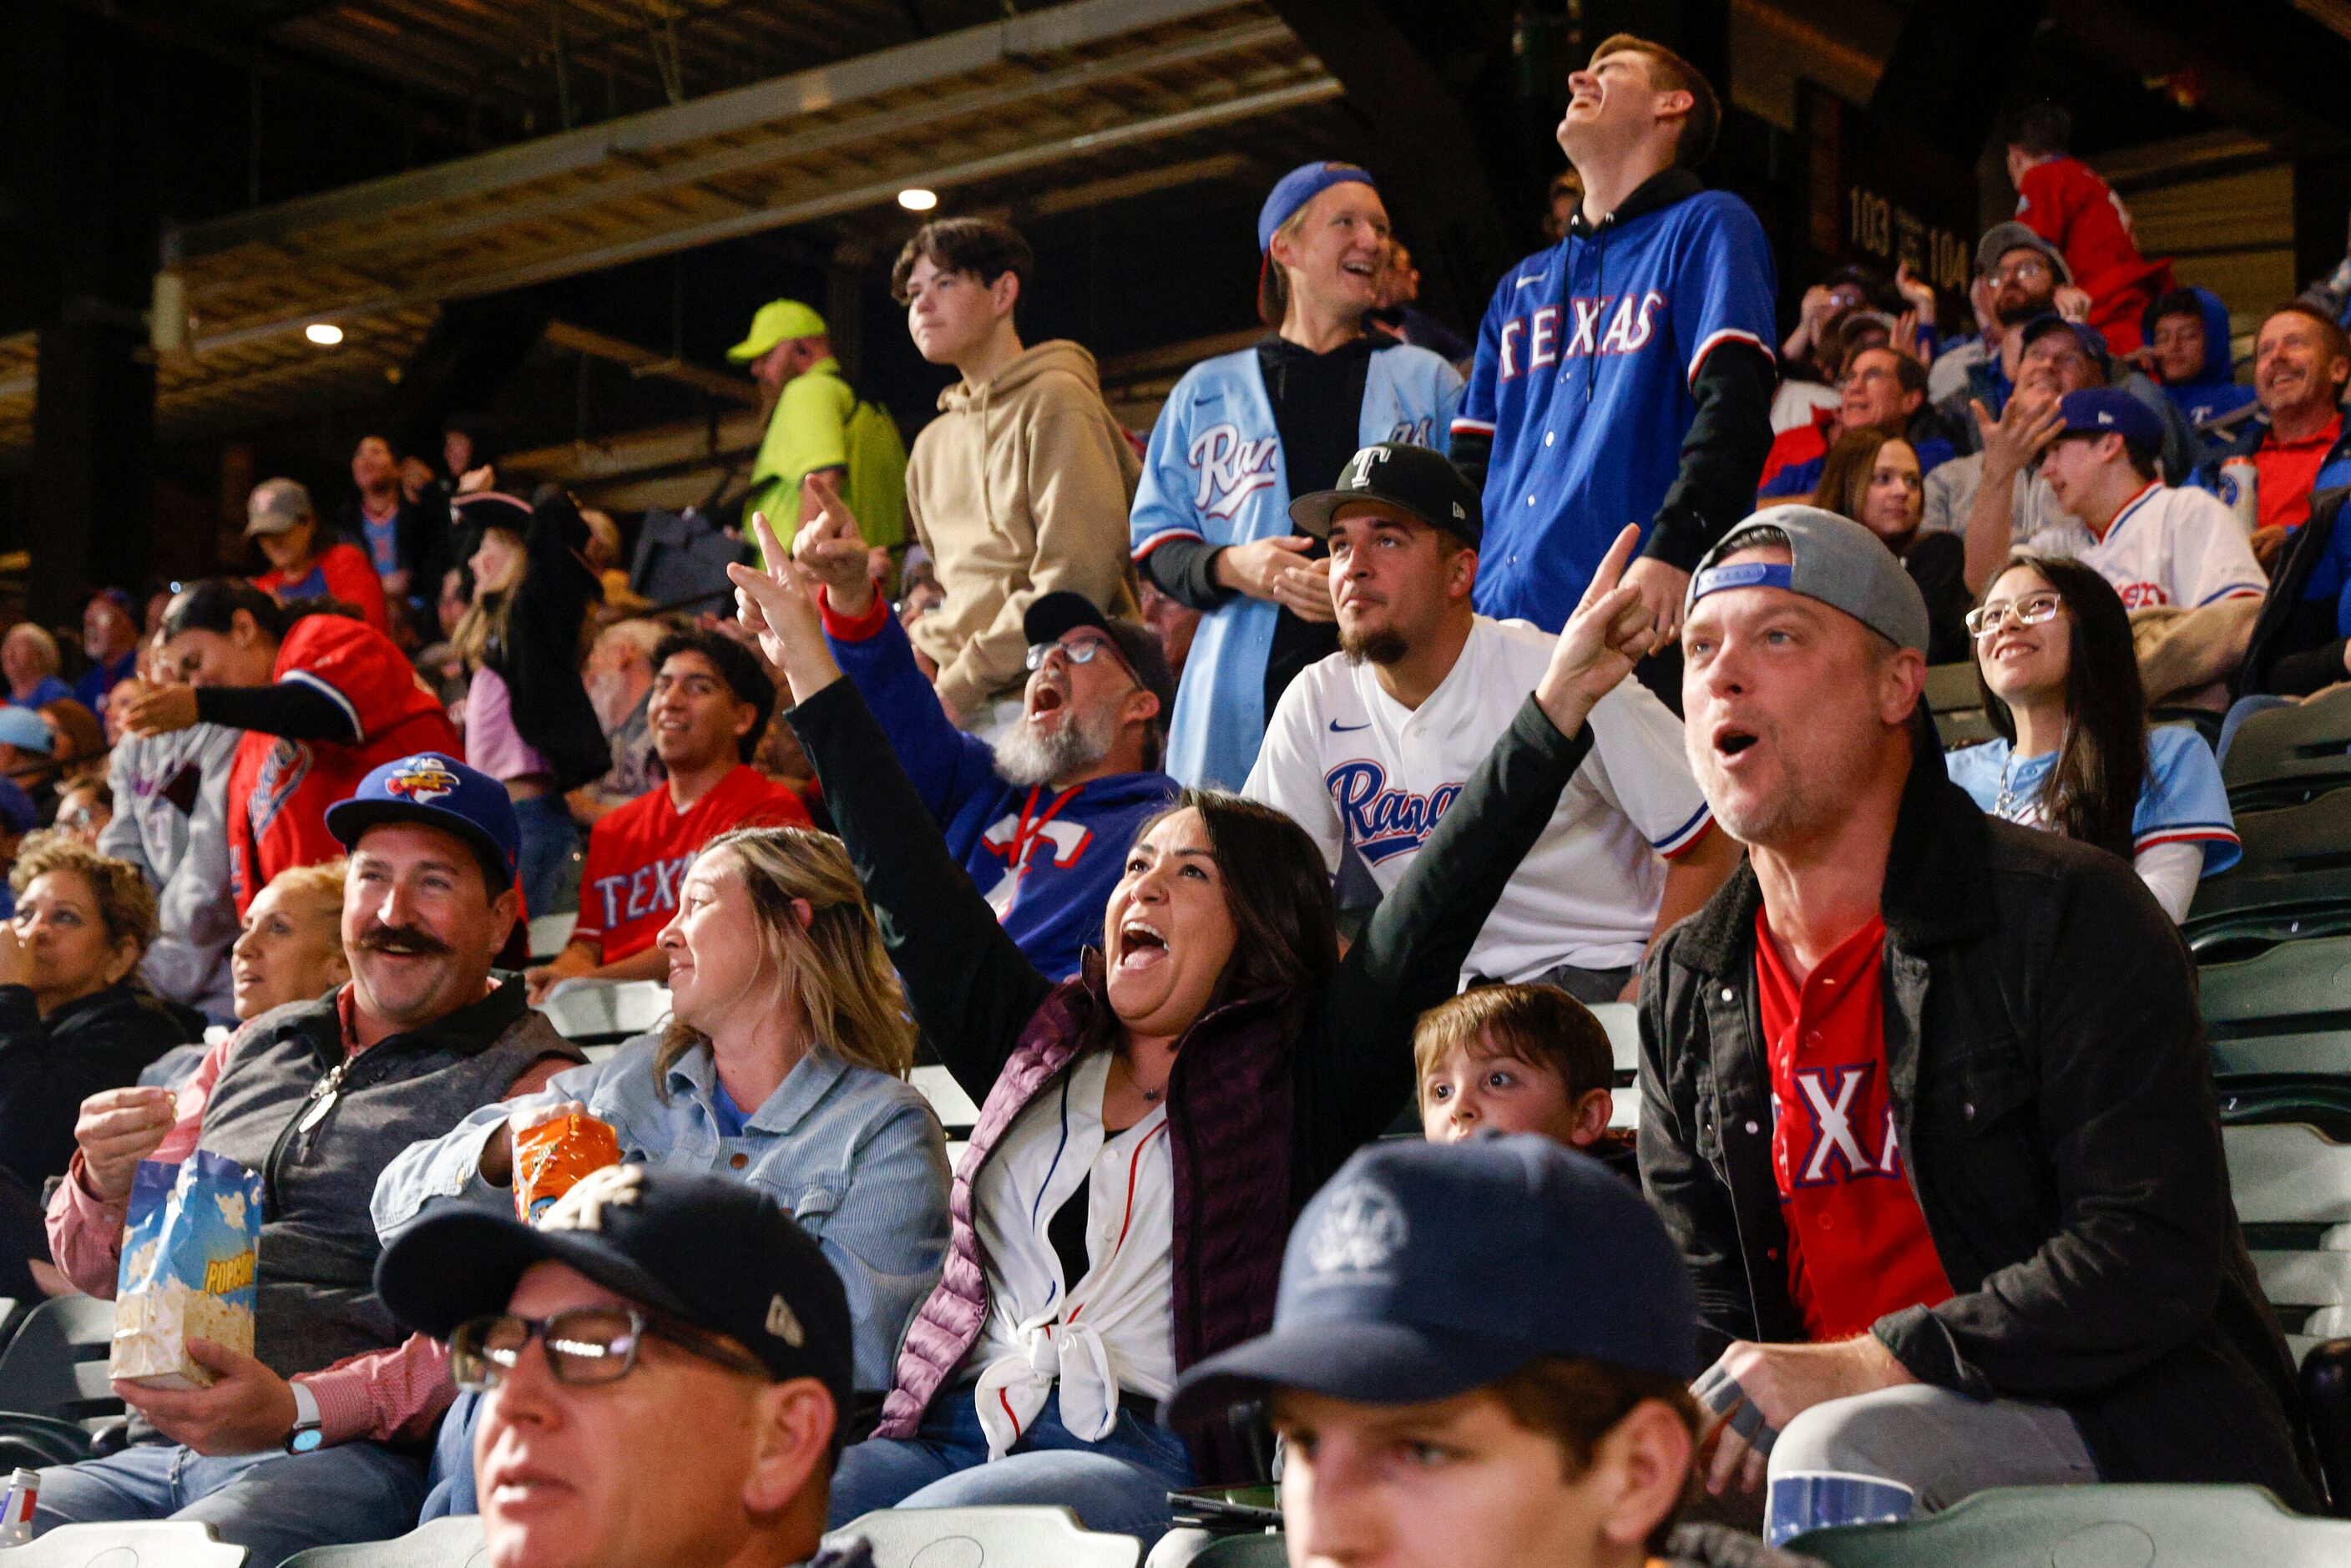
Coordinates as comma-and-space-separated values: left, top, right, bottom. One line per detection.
111, 1151, 264, 1390
513, 1112, 622, 1223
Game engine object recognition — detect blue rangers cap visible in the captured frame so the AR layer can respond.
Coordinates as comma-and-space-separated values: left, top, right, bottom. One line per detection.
1166, 1136, 1697, 1424
1259, 161, 1378, 252
325, 751, 519, 891
2054, 386, 2163, 462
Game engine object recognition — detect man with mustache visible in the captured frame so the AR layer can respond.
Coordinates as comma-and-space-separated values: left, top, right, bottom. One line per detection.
1641, 506, 2316, 1522
33, 752, 584, 1565
796, 489, 1177, 981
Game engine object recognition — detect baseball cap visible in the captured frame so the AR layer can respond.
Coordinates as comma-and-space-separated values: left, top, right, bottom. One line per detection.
1289, 443, 1483, 548
2055, 387, 2162, 458
1166, 1137, 1697, 1425
325, 752, 520, 891
1259, 161, 1377, 253
0, 777, 33, 833
375, 1165, 854, 1442
0, 708, 53, 756
245, 478, 316, 539
2016, 311, 2111, 373
1022, 592, 1178, 721
1688, 504, 1932, 655
1976, 220, 2072, 284
726, 300, 829, 364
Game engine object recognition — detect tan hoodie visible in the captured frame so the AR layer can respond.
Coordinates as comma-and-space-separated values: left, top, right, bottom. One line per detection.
903, 339, 1142, 717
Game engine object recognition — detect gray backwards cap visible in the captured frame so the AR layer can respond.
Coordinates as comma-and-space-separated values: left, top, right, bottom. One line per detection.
1687, 504, 1931, 655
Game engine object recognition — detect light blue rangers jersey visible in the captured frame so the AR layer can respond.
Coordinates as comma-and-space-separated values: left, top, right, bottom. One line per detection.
1130, 341, 1462, 787
1458, 176, 1777, 630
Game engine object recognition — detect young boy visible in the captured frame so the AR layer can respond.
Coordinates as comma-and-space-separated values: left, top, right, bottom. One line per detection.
1166, 1137, 1822, 1568
1414, 983, 1634, 1181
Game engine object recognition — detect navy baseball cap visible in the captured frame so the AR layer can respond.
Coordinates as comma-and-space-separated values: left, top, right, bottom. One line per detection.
1259, 161, 1377, 252
325, 752, 519, 892
2016, 311, 2111, 374
376, 1166, 855, 1445
1290, 443, 1484, 548
0, 776, 34, 833
1166, 1137, 1697, 1425
2055, 387, 2162, 458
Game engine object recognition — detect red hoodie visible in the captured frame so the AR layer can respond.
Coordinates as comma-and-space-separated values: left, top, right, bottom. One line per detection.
2015, 156, 2174, 355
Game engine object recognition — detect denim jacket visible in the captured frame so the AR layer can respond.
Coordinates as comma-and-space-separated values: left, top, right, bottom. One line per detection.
373, 1034, 952, 1392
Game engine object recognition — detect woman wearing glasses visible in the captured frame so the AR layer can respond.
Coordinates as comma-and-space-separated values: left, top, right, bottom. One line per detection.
1946, 555, 2237, 921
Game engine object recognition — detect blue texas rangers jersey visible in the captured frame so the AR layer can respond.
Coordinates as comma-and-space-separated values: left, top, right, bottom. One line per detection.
1130, 341, 1462, 788
1457, 182, 1776, 630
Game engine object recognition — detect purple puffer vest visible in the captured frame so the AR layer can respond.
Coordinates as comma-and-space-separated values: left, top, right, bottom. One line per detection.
876, 959, 1297, 1479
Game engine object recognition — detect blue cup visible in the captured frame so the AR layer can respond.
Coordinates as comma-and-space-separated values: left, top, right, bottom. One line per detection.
1765, 1469, 1917, 1545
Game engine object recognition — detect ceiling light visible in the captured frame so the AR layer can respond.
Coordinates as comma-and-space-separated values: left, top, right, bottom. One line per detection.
897, 188, 938, 212
305, 322, 345, 346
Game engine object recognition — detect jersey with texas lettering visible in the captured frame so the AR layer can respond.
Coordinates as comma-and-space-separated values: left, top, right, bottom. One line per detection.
2076, 481, 2265, 611
1131, 341, 1461, 788
1458, 181, 1776, 630
226, 613, 458, 913
574, 765, 810, 963
1243, 617, 1711, 980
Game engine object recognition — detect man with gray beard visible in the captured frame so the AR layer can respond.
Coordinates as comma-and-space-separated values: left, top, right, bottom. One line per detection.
798, 493, 1176, 979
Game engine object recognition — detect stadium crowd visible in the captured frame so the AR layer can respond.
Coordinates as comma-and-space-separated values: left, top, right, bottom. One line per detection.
1, 28, 2348, 1568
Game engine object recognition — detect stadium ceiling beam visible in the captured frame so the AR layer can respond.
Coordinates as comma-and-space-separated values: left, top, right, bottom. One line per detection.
2051, 0, 2351, 156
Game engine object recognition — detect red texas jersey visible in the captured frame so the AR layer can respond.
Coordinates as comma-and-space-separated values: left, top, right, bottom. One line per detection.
574, 765, 811, 962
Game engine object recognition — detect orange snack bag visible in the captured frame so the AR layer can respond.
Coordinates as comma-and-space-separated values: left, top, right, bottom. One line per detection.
513, 1113, 622, 1224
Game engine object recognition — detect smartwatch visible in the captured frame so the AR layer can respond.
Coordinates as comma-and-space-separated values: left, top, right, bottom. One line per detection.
286, 1381, 325, 1454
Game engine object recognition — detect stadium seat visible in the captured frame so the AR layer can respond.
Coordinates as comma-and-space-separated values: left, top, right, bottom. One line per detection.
2224, 685, 2351, 813
1588, 1001, 1640, 1130
2224, 1119, 2351, 1360
826, 1505, 1140, 1568
536, 979, 670, 1046
1924, 663, 1995, 751
277, 1516, 488, 1566
0, 1297, 123, 1437
1783, 1483, 2351, 1564
2183, 792, 2351, 955
2197, 934, 2351, 1077
912, 1065, 979, 1141
0, 1520, 246, 1565
525, 912, 577, 964
1185, 1535, 1286, 1568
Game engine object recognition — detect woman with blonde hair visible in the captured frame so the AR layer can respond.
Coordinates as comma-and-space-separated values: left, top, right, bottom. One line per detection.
376, 823, 951, 1515
2, 623, 70, 711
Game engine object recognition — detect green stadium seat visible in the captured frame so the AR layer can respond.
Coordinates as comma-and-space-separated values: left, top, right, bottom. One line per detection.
1924, 663, 1995, 751
827, 1506, 1140, 1568
0, 1297, 122, 1435
1784, 1483, 2351, 1565
277, 1517, 488, 1567
1185, 1535, 1287, 1568
2197, 934, 2351, 1077
2224, 685, 2351, 813
2183, 793, 2351, 955
0, 1521, 246, 1565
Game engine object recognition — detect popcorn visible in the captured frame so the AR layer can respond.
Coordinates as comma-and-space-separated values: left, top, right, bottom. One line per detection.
111, 1151, 263, 1390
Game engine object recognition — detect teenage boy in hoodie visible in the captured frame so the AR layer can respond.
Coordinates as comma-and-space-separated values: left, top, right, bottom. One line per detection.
2140, 287, 2257, 430
890, 218, 1142, 733
797, 490, 1176, 981
2005, 101, 2172, 357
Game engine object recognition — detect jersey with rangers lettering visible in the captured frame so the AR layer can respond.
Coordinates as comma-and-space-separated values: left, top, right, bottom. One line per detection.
820, 589, 1176, 980
2076, 481, 2264, 611
1242, 617, 1711, 979
1130, 341, 1461, 787
1456, 172, 1776, 630
225, 614, 459, 913
573, 765, 810, 963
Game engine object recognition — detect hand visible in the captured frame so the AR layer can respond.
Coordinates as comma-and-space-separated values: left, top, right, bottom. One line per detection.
478, 1099, 591, 1186
383, 569, 412, 599
1621, 555, 1692, 645
1890, 308, 1923, 363
122, 682, 200, 738
117, 1338, 299, 1455
2252, 525, 2291, 575
456, 465, 496, 495
789, 494, 877, 618
0, 925, 33, 991
523, 946, 594, 1006
2055, 285, 2093, 324
726, 515, 842, 706
74, 1085, 178, 1203
1697, 1337, 1916, 1498
1213, 536, 1319, 603
1615, 971, 1642, 1004
1893, 261, 1936, 319
1535, 525, 1662, 736
1972, 392, 2062, 483
1269, 559, 1337, 622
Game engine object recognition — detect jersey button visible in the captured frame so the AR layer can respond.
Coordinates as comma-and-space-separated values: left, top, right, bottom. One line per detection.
1544, 431, 1555, 447
1526, 494, 1537, 507
729, 1152, 749, 1170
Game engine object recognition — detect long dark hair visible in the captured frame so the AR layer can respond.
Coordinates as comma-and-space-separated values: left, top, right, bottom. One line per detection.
1131, 788, 1339, 1007
161, 579, 289, 642
1810, 428, 1921, 550
1974, 554, 2146, 859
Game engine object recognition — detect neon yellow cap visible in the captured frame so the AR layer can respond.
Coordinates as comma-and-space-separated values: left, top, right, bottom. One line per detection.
726, 299, 830, 363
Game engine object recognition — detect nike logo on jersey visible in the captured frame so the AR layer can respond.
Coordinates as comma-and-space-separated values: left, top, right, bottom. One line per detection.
1328, 720, 1370, 732
1498, 291, 1666, 380
1326, 761, 1461, 862
1188, 422, 1281, 520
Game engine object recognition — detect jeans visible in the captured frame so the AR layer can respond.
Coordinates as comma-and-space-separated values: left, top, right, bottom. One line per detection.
1769, 1384, 2098, 1512
828, 1387, 1196, 1545
34, 1437, 427, 1568
418, 1390, 480, 1520
511, 792, 579, 918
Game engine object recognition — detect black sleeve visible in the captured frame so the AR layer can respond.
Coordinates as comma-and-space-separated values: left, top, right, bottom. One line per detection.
1292, 695, 1594, 1180
2264, 639, 2349, 697
195, 681, 359, 743
1644, 341, 1778, 571
786, 676, 1054, 1105
1140, 537, 1237, 613
1449, 429, 1494, 493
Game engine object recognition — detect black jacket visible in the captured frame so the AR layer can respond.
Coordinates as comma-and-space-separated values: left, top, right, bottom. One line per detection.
0, 981, 192, 1191
1639, 735, 2318, 1504
2238, 483, 2351, 697
484, 490, 609, 792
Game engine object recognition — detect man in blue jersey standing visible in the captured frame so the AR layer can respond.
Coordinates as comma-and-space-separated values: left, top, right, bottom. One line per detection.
1454, 34, 1777, 655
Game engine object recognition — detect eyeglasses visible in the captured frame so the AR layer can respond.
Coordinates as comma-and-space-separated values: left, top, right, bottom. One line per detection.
450, 1306, 770, 1392
1990, 258, 2054, 286
1023, 636, 1122, 673
1964, 591, 2065, 639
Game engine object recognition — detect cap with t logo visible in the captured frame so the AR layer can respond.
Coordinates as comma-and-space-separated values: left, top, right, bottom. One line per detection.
1288, 443, 1484, 547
